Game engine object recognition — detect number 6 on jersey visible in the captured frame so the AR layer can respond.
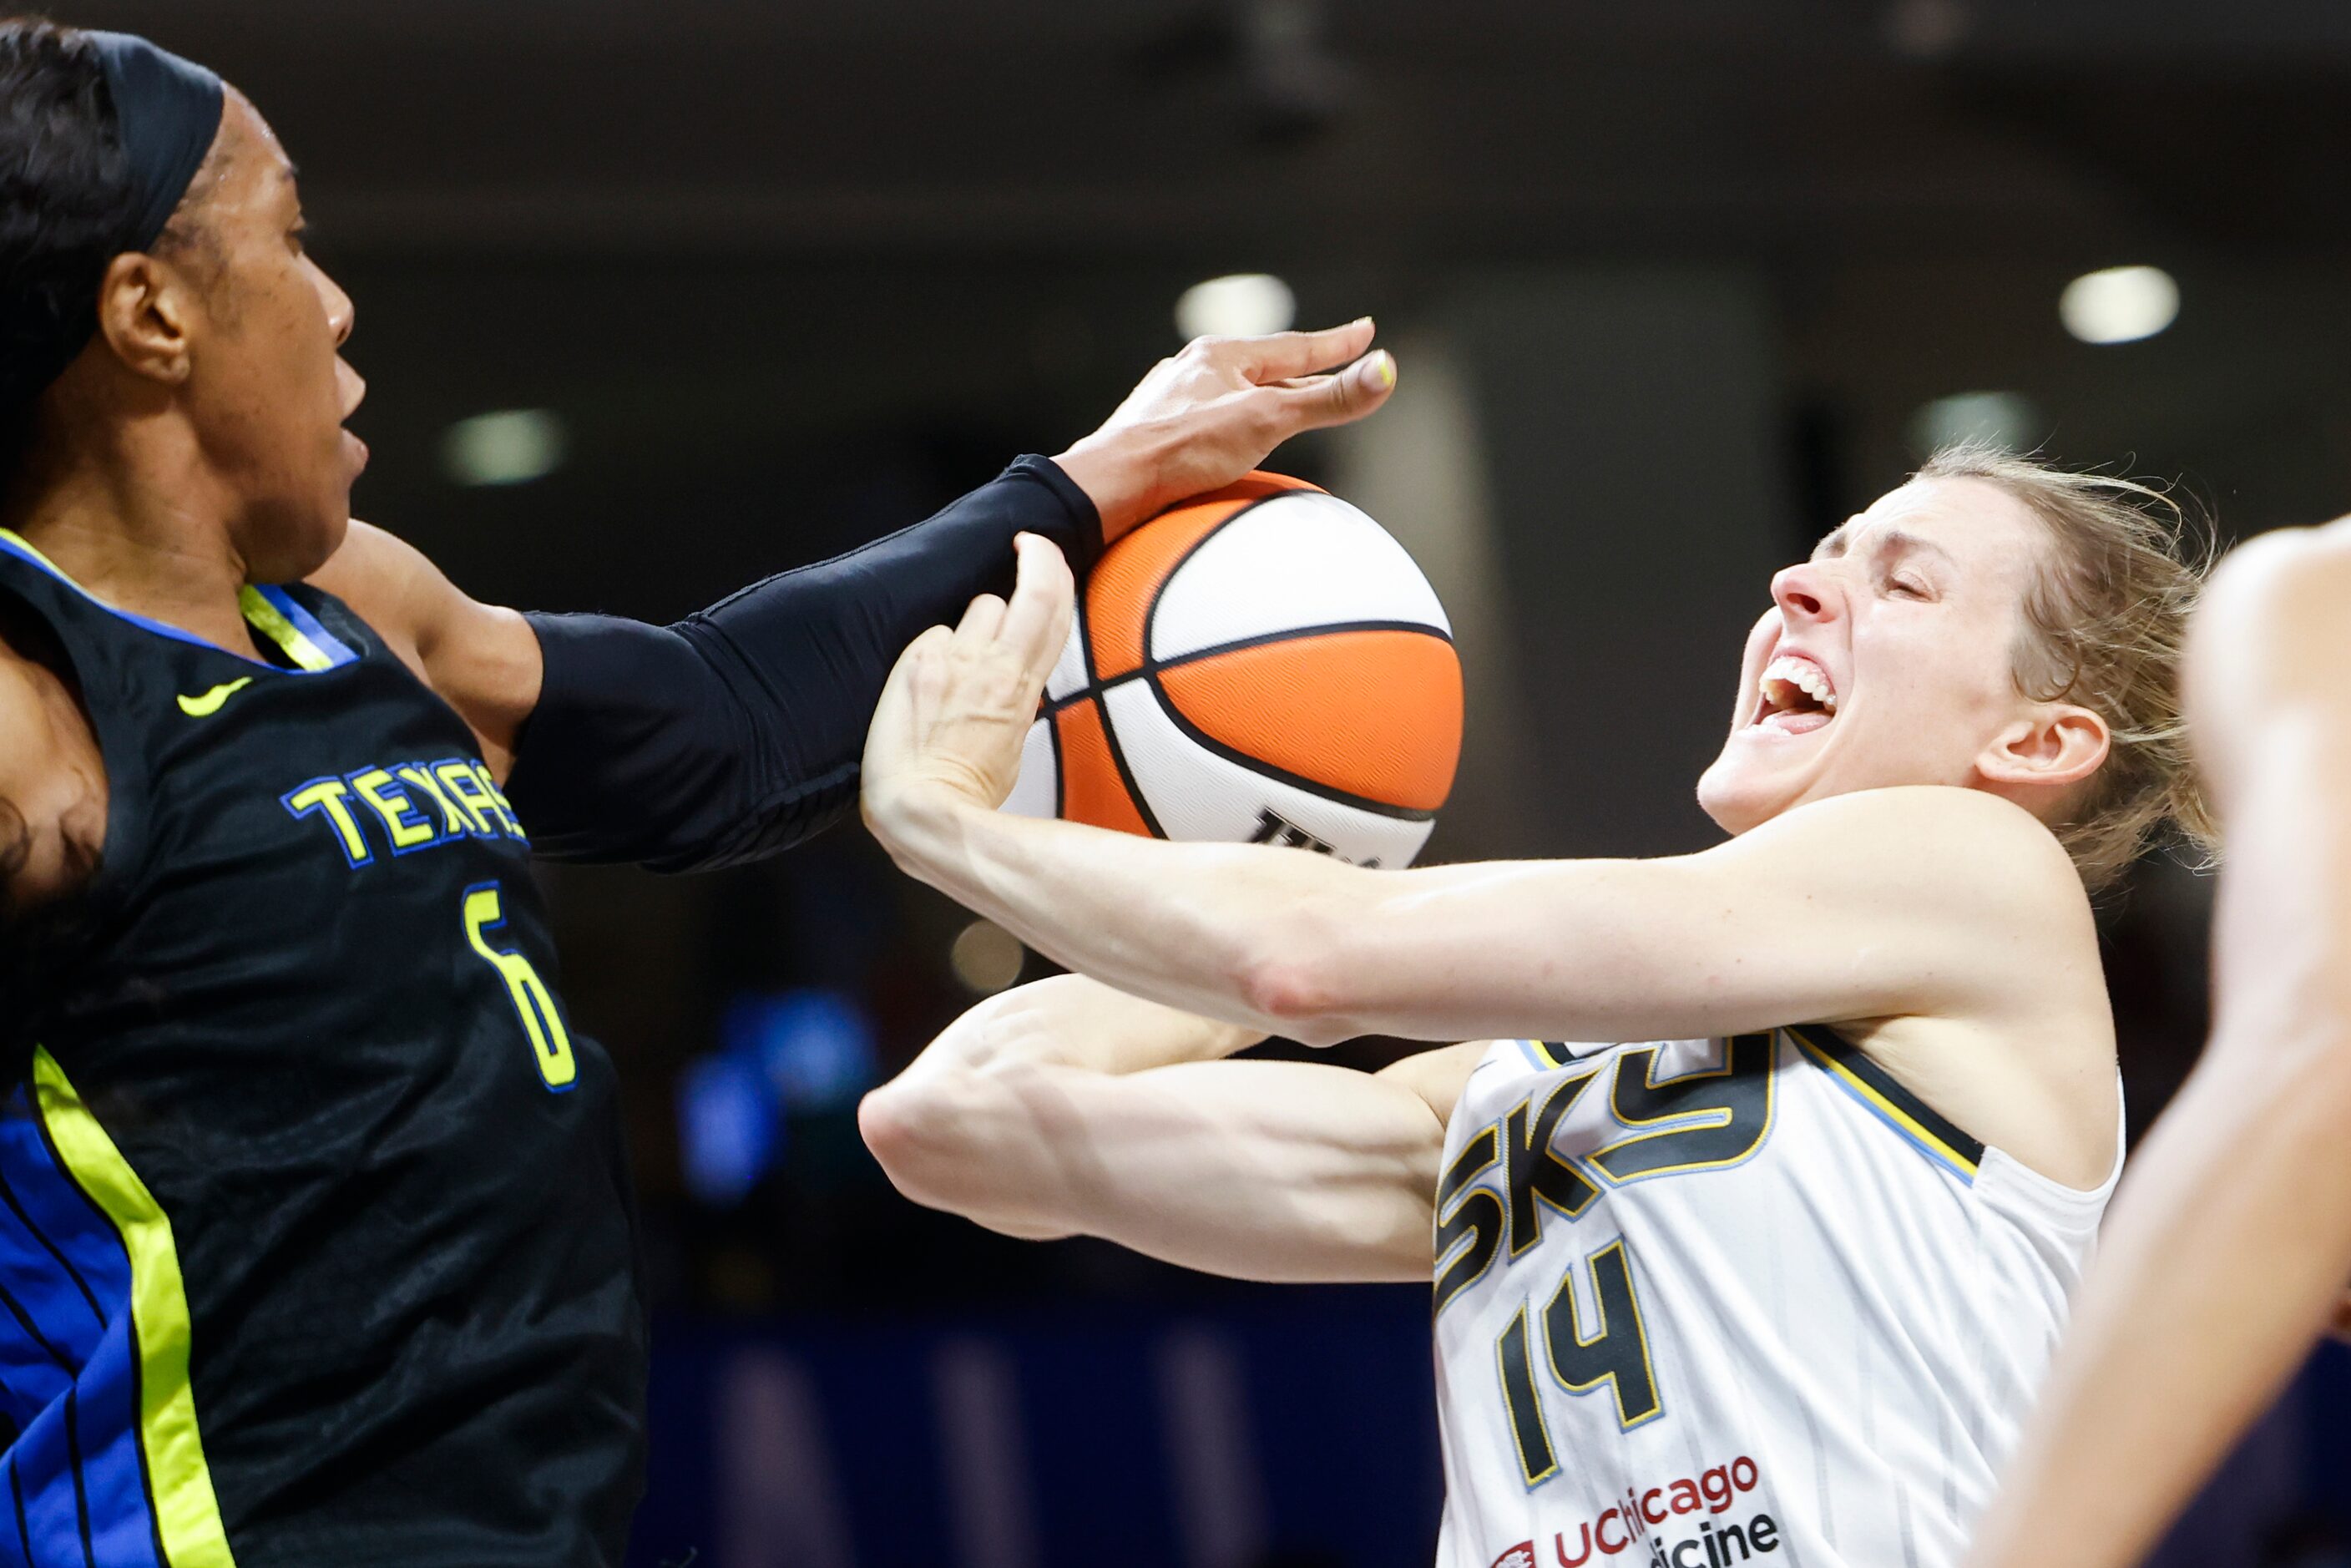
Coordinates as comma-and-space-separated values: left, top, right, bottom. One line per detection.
463, 882, 578, 1090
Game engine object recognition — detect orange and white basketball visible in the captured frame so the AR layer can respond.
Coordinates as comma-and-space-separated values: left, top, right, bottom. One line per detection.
1002, 473, 1462, 868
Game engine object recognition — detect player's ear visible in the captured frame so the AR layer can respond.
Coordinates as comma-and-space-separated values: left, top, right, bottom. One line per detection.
1976, 703, 2109, 792
92, 250, 200, 387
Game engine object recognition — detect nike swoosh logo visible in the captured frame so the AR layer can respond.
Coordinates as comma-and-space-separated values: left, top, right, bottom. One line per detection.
177, 677, 254, 717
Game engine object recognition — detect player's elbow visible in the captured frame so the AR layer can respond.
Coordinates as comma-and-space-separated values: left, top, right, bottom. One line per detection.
1237, 908, 1361, 1048
859, 1077, 985, 1214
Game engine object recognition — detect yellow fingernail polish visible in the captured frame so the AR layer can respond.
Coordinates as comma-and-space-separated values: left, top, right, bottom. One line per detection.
1375, 352, 1396, 388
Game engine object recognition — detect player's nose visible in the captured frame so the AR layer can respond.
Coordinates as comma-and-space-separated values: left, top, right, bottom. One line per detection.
1770, 562, 1840, 626
311, 258, 355, 349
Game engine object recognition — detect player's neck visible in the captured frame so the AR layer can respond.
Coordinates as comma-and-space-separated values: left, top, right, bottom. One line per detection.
2, 417, 264, 660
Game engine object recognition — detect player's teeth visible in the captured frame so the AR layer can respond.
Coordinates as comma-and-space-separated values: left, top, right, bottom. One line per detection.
1759, 656, 1838, 714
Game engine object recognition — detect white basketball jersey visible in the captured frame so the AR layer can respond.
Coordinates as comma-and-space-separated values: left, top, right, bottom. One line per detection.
1432, 1028, 2119, 1568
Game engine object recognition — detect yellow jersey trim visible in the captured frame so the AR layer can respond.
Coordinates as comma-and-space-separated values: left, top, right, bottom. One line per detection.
1787, 1025, 1982, 1182
33, 1048, 239, 1568
0, 528, 346, 674
0, 526, 68, 576
235, 587, 333, 672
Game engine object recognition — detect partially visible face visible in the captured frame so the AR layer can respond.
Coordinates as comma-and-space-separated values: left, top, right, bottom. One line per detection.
170, 91, 364, 583
1696, 476, 2054, 834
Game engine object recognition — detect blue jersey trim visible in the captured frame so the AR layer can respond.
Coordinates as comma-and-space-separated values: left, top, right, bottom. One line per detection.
0, 1088, 163, 1568
247, 585, 359, 671
0, 531, 356, 675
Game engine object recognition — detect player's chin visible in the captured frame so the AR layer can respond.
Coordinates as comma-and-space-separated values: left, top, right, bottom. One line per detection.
291, 502, 351, 574
250, 498, 351, 584
1695, 748, 1802, 836
314, 506, 353, 565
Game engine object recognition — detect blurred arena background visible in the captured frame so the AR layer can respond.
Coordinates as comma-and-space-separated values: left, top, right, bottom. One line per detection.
74, 2, 2351, 1563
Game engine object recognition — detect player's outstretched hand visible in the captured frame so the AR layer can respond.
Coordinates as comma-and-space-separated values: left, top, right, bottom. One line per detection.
1055, 319, 1397, 540
862, 532, 1075, 848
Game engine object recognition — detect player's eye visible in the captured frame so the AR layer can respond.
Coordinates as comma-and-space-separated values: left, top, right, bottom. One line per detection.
1887, 574, 1929, 599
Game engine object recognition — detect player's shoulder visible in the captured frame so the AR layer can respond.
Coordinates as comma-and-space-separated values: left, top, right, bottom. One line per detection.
305, 519, 433, 652
311, 520, 528, 673
302, 523, 539, 764
2199, 520, 2351, 660
1760, 786, 2091, 928
1777, 785, 2080, 877
310, 518, 444, 616
2187, 522, 2351, 738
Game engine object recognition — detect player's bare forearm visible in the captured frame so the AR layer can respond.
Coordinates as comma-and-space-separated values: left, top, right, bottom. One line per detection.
1969, 523, 2351, 1568
860, 978, 1260, 1242
859, 978, 1454, 1279
895, 974, 1266, 1084
867, 787, 1355, 1037
1965, 1019, 2351, 1568
867, 780, 2083, 1049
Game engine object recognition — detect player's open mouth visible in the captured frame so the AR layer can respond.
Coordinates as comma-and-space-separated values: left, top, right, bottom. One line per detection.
340, 372, 370, 474
1750, 653, 1837, 735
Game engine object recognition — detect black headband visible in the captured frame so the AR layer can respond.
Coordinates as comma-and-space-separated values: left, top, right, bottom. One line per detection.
88, 31, 225, 252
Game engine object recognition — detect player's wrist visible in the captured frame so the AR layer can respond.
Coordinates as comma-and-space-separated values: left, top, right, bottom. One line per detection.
862, 772, 983, 874
1051, 429, 1173, 543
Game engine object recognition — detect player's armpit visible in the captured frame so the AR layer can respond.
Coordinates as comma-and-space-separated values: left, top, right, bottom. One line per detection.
1378, 1039, 1489, 1122
309, 521, 542, 773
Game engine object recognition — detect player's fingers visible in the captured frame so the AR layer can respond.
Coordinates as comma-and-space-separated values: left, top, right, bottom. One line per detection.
1264, 351, 1398, 434
999, 533, 1075, 676
1226, 318, 1377, 384
902, 622, 955, 679
909, 620, 954, 670
881, 623, 953, 724
892, 622, 954, 674
958, 593, 1008, 642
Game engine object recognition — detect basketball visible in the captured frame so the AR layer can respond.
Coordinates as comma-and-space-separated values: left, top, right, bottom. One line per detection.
1001, 473, 1463, 868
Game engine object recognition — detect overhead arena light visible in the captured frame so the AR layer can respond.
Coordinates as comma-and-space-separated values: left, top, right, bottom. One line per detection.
1908, 391, 2041, 456
949, 919, 1026, 994
2059, 266, 2179, 346
1175, 273, 1297, 340
440, 408, 569, 488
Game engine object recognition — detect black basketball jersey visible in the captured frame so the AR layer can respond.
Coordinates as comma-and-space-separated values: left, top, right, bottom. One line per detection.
0, 529, 644, 1567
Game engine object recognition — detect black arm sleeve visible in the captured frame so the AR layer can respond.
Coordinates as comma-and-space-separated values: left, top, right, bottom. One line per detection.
502, 454, 1100, 873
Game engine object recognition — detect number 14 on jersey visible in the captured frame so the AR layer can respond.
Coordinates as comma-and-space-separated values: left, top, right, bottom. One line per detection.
1435, 1034, 1777, 1484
